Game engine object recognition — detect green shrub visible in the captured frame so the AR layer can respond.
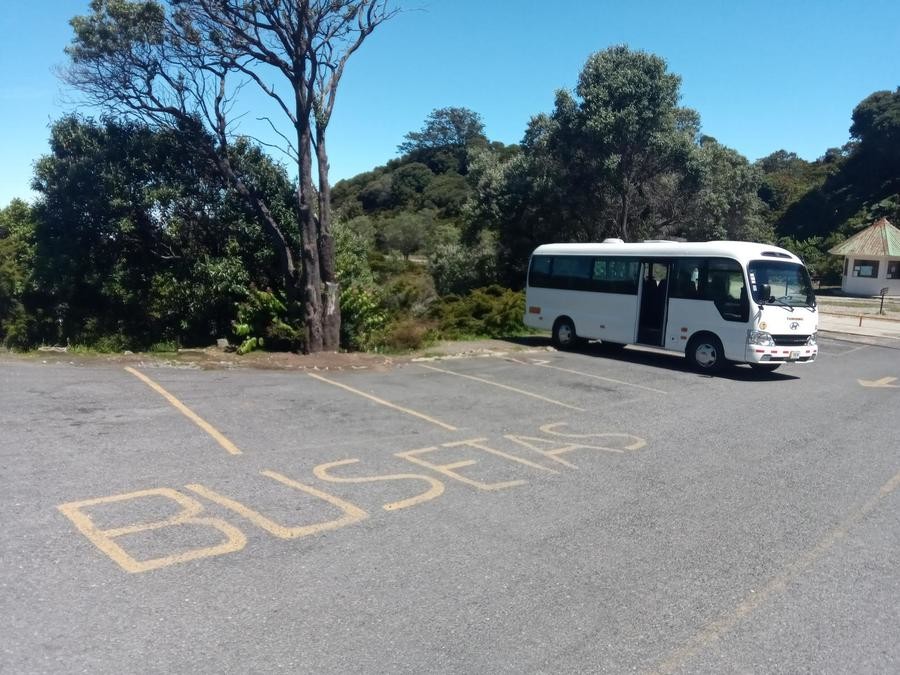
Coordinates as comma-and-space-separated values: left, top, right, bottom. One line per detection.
380, 270, 437, 317
428, 231, 498, 296
91, 333, 131, 353
340, 283, 388, 351
378, 318, 436, 351
149, 340, 180, 353
431, 285, 526, 338
0, 305, 30, 350
232, 287, 303, 353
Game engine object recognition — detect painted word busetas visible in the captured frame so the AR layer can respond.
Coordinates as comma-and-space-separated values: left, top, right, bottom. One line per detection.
59, 424, 646, 573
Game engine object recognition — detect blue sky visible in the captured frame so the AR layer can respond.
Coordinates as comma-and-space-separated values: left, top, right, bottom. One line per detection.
2, 0, 899, 207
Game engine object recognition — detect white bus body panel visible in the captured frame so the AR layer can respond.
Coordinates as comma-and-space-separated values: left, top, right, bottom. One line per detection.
525, 288, 636, 344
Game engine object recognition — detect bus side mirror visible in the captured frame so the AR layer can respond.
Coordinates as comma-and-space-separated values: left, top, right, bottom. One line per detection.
759, 284, 771, 303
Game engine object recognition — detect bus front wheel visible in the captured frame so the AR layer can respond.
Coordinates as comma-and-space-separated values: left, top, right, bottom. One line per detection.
552, 317, 578, 350
686, 333, 726, 374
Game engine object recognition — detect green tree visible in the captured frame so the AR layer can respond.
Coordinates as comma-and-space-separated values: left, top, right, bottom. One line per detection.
65, 0, 397, 352
0, 200, 34, 347
550, 46, 698, 241
429, 230, 498, 296
29, 116, 291, 348
389, 163, 435, 209
677, 137, 771, 242
382, 211, 431, 259
398, 107, 488, 174
773, 89, 900, 240
467, 46, 706, 286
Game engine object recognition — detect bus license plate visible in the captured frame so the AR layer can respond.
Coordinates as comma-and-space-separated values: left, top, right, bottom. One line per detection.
789, 350, 800, 360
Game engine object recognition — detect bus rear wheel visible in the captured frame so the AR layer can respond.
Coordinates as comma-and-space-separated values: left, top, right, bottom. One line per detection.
686, 333, 726, 374
552, 317, 578, 350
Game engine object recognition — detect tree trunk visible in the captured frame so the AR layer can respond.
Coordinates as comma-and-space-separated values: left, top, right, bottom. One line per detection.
299, 125, 324, 353
315, 127, 341, 351
619, 186, 631, 242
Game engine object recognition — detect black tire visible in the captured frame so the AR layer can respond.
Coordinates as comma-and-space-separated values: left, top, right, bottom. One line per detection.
552, 317, 578, 350
749, 363, 781, 373
686, 333, 726, 374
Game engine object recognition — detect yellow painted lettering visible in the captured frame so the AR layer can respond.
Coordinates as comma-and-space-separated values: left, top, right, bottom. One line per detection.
313, 459, 444, 511
186, 470, 367, 539
539, 423, 647, 450
57, 488, 246, 573
502, 424, 647, 469
397, 440, 527, 491
443, 438, 559, 474
504, 434, 586, 469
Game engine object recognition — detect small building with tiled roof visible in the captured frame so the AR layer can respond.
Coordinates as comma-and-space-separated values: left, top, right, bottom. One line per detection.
829, 217, 900, 296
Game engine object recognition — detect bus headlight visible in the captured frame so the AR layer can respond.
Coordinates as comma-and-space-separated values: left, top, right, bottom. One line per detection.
806, 332, 817, 346
748, 330, 775, 346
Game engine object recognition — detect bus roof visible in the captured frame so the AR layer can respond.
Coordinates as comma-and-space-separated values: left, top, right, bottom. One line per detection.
531, 240, 803, 265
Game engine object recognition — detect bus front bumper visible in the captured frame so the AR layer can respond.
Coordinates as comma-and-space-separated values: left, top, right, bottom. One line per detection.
745, 345, 817, 364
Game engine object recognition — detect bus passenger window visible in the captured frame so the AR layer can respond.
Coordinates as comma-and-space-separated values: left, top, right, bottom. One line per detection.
705, 259, 748, 322
672, 259, 703, 299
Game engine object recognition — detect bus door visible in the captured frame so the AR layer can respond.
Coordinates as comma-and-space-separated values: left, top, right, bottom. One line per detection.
637, 261, 670, 346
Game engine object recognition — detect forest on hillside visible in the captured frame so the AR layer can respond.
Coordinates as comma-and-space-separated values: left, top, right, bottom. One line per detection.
1, 12, 898, 355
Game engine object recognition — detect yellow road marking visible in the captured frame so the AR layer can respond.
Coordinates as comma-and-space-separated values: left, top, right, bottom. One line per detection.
307, 372, 457, 431
508, 357, 667, 395
58, 488, 247, 573
858, 376, 898, 388
124, 366, 242, 456
397, 444, 528, 491
418, 364, 586, 412
650, 466, 900, 675
313, 459, 445, 511
445, 438, 560, 474
186, 472, 367, 539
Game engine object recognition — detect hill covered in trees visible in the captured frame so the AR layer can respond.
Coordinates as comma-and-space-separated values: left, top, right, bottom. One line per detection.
2, 42, 898, 353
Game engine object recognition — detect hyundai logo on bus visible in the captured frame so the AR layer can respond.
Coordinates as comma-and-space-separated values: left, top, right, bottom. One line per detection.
790, 322, 800, 330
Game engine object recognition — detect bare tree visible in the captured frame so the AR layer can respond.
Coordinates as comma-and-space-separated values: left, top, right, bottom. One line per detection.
65, 0, 396, 352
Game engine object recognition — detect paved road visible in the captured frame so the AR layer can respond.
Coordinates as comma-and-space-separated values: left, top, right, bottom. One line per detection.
2, 336, 898, 673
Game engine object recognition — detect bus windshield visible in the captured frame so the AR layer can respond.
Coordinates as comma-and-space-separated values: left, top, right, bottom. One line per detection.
748, 260, 816, 308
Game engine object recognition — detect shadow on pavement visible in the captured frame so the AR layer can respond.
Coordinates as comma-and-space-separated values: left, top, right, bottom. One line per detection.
500, 335, 802, 382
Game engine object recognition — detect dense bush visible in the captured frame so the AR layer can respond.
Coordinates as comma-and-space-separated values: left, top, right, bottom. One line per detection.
378, 318, 436, 351
334, 219, 388, 350
430, 285, 526, 339
428, 231, 498, 296
232, 287, 303, 354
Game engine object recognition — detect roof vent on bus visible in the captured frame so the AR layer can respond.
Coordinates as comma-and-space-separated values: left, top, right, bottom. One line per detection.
602, 238, 624, 244
761, 251, 792, 259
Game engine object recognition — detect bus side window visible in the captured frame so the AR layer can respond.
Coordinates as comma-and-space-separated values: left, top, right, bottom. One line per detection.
705, 259, 748, 322
529, 255, 553, 287
672, 259, 702, 299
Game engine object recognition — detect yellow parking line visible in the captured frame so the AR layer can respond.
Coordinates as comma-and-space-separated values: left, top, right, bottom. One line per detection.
651, 466, 900, 675
124, 367, 242, 456
418, 364, 586, 412
508, 358, 667, 395
307, 372, 458, 431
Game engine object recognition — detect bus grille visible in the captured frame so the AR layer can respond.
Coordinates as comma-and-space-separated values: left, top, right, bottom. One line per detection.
771, 334, 810, 346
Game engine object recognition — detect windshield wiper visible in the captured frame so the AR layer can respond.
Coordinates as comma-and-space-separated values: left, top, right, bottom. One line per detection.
763, 296, 795, 312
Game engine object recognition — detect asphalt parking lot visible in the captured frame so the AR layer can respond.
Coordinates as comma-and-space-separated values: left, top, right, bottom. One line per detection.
2, 335, 898, 673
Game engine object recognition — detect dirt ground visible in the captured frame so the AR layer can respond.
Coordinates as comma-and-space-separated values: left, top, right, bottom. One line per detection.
8, 337, 552, 372
7, 292, 896, 371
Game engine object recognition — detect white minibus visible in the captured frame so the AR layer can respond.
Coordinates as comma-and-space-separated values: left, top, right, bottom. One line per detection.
524, 240, 818, 372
